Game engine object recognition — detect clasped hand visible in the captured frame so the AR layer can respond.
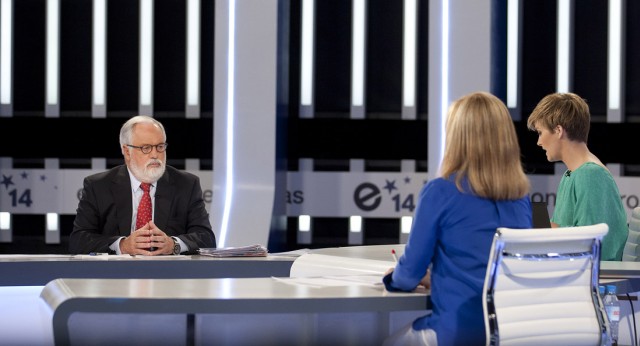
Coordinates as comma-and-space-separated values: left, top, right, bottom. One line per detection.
120, 221, 173, 256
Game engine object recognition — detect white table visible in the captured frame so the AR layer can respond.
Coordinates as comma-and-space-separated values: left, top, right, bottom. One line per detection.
41, 277, 429, 345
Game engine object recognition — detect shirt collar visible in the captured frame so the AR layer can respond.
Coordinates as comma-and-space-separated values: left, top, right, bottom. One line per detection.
126, 168, 156, 193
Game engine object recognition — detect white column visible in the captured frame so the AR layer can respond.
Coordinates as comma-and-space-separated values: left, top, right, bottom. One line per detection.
92, 0, 107, 118
45, 0, 60, 117
350, 0, 367, 119
299, 0, 315, 119
428, 0, 492, 180
607, 0, 625, 123
186, 0, 201, 118
0, 0, 13, 117
402, 0, 418, 120
139, 0, 153, 115
556, 0, 573, 93
0, 212, 11, 243
212, 0, 278, 247
506, 0, 523, 119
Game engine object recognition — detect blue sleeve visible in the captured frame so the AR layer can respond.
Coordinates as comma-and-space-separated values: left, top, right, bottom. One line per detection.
386, 180, 445, 291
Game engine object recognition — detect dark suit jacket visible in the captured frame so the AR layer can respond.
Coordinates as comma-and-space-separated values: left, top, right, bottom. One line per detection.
69, 165, 216, 254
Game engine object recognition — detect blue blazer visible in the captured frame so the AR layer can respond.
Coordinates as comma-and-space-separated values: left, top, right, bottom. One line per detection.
69, 164, 216, 254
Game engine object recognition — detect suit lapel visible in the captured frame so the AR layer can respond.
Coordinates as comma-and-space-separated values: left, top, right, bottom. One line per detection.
113, 166, 133, 235
154, 170, 172, 231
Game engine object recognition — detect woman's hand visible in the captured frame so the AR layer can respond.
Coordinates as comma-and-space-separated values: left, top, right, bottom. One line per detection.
419, 269, 431, 289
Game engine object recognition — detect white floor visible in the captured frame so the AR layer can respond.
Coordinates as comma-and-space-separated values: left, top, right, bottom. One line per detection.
0, 286, 54, 346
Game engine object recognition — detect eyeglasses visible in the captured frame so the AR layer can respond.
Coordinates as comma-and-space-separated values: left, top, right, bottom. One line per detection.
126, 143, 168, 154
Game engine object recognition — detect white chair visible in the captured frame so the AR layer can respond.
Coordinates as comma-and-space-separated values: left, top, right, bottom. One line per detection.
623, 207, 640, 261
482, 223, 610, 346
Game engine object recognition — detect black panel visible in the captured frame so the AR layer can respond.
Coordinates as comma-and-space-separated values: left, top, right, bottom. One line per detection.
573, 0, 607, 116
60, 0, 93, 116
311, 217, 348, 248
201, 0, 215, 116
13, 0, 46, 115
0, 117, 212, 160
287, 0, 302, 117
366, 0, 402, 116
288, 118, 428, 160
314, 0, 351, 116
416, 1, 429, 119
626, 1, 640, 116
107, 0, 139, 114
491, 0, 508, 102
521, 0, 557, 114
0, 215, 72, 255
515, 120, 640, 167
363, 218, 400, 245
154, 0, 186, 115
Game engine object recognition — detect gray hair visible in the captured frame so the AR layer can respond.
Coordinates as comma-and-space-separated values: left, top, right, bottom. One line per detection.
119, 115, 167, 148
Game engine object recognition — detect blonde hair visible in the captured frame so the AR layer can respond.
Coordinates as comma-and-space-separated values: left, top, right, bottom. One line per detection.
440, 92, 530, 200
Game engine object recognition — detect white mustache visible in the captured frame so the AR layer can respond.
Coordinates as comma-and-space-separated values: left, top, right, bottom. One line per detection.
146, 159, 163, 167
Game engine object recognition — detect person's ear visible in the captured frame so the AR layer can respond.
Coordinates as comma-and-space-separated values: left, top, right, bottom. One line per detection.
555, 125, 564, 137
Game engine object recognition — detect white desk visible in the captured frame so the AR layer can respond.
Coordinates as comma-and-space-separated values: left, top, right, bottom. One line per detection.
41, 277, 428, 346
600, 260, 640, 293
600, 261, 640, 279
37, 246, 640, 345
0, 245, 400, 286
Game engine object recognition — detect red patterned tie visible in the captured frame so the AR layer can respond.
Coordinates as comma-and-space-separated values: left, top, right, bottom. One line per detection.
136, 183, 152, 230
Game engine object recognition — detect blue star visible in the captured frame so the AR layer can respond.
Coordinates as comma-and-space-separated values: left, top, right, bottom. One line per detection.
383, 179, 397, 194
404, 176, 411, 184
40, 175, 47, 181
1, 175, 14, 189
20, 171, 28, 179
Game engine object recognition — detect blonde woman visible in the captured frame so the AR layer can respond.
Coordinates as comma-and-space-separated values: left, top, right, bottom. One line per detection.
383, 92, 532, 346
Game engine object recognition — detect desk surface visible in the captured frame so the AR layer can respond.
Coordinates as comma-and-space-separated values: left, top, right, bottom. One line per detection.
35, 245, 640, 345
311, 244, 402, 261
0, 254, 296, 286
3, 245, 639, 287
0, 244, 402, 286
41, 276, 428, 345
599, 261, 640, 292
41, 277, 427, 314
600, 261, 640, 278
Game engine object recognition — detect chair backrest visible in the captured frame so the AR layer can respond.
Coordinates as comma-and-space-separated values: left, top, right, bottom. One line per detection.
623, 207, 640, 261
482, 223, 610, 346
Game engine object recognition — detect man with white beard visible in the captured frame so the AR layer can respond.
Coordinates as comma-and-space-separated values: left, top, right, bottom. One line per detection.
70, 115, 216, 255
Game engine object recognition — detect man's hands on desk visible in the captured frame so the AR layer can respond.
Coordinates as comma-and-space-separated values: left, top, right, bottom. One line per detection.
119, 221, 175, 256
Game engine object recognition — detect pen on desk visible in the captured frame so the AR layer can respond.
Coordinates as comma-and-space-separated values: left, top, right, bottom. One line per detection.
391, 249, 398, 263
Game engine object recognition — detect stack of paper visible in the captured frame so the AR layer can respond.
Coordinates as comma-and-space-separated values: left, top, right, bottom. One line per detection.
198, 244, 268, 257
289, 253, 393, 277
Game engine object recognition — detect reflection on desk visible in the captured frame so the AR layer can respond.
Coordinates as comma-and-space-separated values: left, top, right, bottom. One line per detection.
600, 261, 640, 293
41, 277, 429, 345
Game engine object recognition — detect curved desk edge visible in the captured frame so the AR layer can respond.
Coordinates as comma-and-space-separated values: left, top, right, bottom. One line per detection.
40, 277, 428, 345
